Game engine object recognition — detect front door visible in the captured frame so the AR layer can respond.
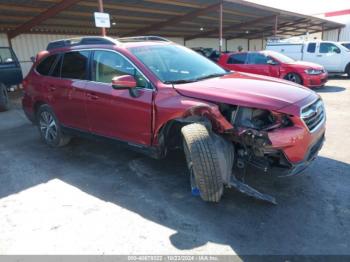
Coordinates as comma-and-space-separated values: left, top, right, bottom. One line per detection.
245, 52, 279, 77
84, 50, 153, 146
314, 42, 341, 72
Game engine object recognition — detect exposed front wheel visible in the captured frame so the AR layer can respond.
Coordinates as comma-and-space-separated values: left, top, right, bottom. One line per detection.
0, 83, 9, 112
285, 73, 302, 85
181, 123, 224, 202
346, 65, 350, 79
37, 105, 71, 147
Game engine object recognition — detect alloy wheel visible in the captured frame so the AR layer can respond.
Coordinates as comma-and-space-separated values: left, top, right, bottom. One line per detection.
39, 111, 57, 143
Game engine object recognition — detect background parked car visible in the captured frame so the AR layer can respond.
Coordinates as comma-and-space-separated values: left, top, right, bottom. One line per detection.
0, 47, 23, 111
218, 50, 328, 87
192, 47, 221, 62
266, 40, 350, 78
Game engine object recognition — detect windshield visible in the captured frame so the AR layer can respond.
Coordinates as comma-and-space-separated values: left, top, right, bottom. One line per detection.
263, 51, 295, 63
0, 48, 15, 64
129, 44, 227, 84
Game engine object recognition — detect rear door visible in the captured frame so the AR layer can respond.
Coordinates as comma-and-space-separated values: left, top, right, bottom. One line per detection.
52, 50, 90, 130
0, 47, 23, 86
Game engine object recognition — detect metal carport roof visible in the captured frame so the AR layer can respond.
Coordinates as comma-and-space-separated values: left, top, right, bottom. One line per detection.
0, 0, 344, 40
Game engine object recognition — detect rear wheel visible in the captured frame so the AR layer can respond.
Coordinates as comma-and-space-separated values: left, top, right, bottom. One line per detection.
0, 83, 9, 112
37, 105, 71, 147
285, 73, 302, 85
181, 123, 223, 202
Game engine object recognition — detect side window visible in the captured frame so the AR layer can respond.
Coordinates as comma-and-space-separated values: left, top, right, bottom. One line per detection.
320, 43, 340, 54
0, 48, 15, 64
307, 43, 316, 53
61, 51, 89, 80
36, 54, 58, 75
51, 55, 62, 78
92, 50, 149, 88
246, 53, 268, 64
227, 53, 247, 64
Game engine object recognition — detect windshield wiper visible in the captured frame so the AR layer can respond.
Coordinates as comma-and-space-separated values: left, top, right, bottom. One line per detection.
164, 72, 229, 85
164, 79, 197, 84
194, 72, 228, 81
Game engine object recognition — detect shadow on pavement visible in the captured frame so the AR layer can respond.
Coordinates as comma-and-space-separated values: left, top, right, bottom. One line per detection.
1, 119, 349, 255
315, 86, 346, 93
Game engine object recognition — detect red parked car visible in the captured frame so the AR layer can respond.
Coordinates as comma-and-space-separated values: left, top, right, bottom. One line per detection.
22, 37, 326, 204
218, 50, 328, 87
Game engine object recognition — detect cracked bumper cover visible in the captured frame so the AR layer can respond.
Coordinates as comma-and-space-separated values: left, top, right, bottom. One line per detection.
255, 116, 326, 176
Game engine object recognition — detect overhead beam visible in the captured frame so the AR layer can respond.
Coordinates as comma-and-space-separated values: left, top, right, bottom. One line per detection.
8, 0, 82, 39
227, 18, 308, 39
185, 15, 277, 41
123, 1, 222, 37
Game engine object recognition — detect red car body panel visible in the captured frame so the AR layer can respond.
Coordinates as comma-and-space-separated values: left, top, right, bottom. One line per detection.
218, 51, 328, 88
22, 41, 325, 170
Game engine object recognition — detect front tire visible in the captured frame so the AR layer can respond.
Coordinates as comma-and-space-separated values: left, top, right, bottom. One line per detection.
0, 83, 9, 112
181, 123, 223, 202
37, 105, 71, 147
285, 73, 302, 85
346, 64, 350, 79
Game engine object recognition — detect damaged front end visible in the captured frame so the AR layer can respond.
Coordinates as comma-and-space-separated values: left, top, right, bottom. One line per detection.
214, 102, 325, 204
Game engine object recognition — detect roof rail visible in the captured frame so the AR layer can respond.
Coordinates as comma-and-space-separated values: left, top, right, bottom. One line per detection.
117, 36, 171, 43
46, 36, 117, 50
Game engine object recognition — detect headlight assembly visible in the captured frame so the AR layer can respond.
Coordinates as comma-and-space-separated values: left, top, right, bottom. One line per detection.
304, 69, 323, 75
234, 107, 292, 131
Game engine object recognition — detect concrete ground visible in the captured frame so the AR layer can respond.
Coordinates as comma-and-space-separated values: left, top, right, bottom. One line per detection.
0, 79, 349, 255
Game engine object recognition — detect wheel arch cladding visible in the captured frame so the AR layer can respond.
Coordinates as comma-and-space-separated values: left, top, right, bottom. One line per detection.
154, 104, 233, 152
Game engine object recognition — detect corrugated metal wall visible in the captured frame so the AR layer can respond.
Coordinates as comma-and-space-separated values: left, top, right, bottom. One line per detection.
319, 14, 350, 41
10, 34, 79, 77
1, 33, 267, 77
0, 33, 9, 46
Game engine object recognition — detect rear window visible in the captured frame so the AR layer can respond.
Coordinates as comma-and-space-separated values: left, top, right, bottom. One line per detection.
0, 48, 15, 64
307, 43, 316, 53
61, 51, 89, 80
36, 54, 58, 75
51, 55, 62, 77
227, 53, 247, 64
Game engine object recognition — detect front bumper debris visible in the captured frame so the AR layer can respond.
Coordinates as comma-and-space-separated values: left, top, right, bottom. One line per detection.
229, 176, 277, 205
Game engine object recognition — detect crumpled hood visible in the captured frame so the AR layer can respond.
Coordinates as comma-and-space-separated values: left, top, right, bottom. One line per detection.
289, 61, 324, 70
173, 72, 314, 112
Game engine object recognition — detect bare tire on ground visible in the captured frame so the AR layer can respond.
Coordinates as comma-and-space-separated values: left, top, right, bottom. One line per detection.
181, 123, 223, 202
0, 83, 9, 112
285, 73, 302, 85
36, 104, 71, 147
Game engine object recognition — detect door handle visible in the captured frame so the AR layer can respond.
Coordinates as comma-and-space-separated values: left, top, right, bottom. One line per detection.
86, 93, 99, 100
48, 85, 56, 92
317, 55, 322, 57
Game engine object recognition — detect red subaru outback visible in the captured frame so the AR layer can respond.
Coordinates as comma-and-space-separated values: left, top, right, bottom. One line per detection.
218, 50, 328, 88
22, 37, 326, 204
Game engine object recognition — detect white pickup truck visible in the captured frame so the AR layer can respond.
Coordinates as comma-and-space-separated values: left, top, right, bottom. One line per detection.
266, 41, 350, 77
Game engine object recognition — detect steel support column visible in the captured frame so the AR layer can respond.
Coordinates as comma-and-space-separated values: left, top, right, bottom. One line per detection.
98, 0, 106, 36
274, 15, 278, 36
219, 1, 223, 52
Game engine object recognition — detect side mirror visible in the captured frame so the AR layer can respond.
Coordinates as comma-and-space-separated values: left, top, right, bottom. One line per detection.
112, 75, 137, 89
